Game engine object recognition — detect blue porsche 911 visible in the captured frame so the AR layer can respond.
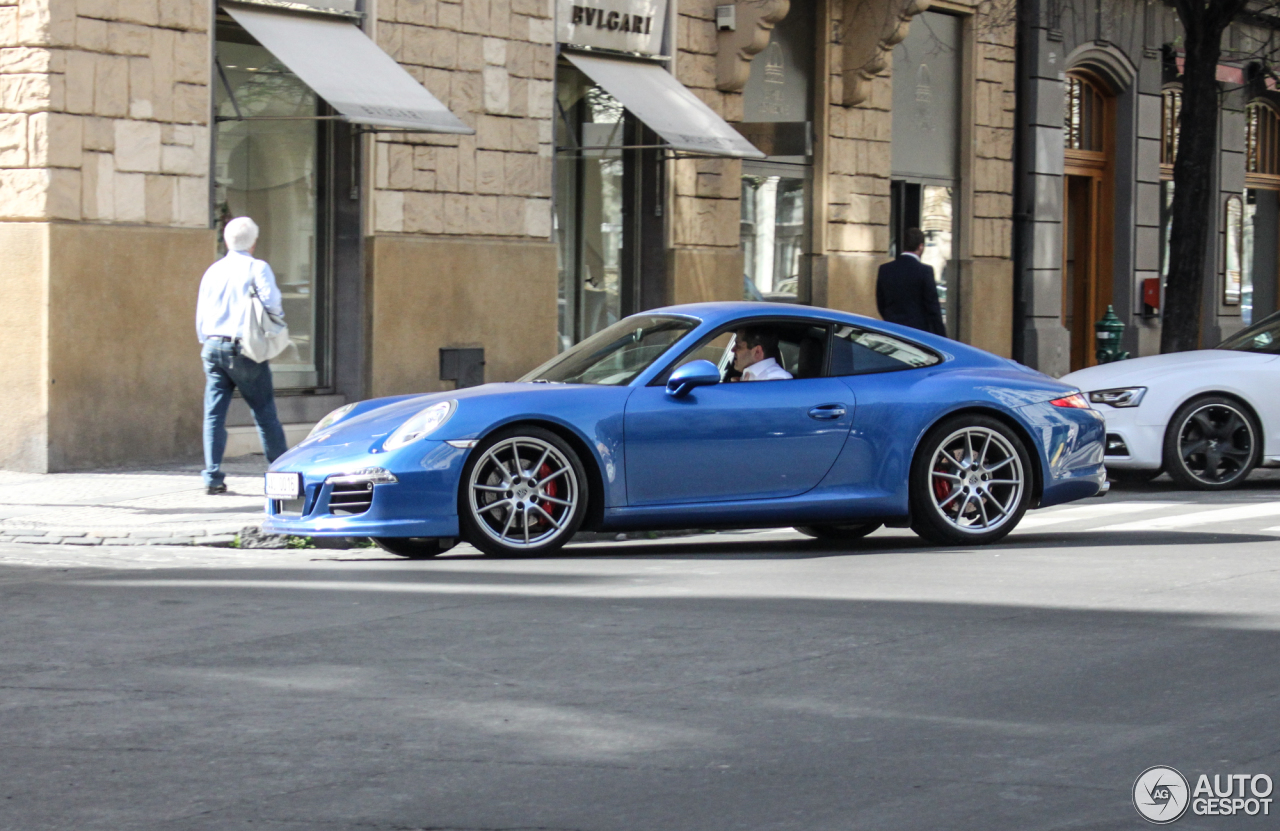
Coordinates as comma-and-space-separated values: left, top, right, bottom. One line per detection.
261, 302, 1107, 557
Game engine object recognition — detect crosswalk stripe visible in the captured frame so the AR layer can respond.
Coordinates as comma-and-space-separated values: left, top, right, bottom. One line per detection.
1094, 501, 1280, 532
1017, 501, 1181, 530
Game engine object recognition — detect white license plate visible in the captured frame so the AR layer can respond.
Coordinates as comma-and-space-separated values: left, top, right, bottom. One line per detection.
264, 472, 302, 499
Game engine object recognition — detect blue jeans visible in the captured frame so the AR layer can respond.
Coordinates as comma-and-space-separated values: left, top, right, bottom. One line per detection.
202, 339, 288, 487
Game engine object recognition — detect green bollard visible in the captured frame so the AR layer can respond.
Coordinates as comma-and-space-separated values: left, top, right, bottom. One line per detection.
1094, 305, 1130, 364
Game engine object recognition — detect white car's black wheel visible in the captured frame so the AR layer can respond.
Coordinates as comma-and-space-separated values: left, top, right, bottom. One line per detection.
459, 426, 588, 557
795, 523, 883, 541
371, 537, 457, 558
910, 415, 1032, 545
1163, 396, 1259, 490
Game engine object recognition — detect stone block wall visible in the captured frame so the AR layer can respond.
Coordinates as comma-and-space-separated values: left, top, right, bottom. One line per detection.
671, 0, 740, 254
826, 0, 1016, 268
0, 0, 210, 225
370, 0, 555, 239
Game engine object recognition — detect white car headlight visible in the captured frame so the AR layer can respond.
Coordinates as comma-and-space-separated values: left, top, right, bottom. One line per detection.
307, 403, 357, 439
1088, 387, 1147, 408
383, 401, 456, 451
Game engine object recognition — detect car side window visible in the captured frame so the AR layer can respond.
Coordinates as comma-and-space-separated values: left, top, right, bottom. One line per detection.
829, 325, 940, 375
667, 330, 737, 379
653, 321, 831, 384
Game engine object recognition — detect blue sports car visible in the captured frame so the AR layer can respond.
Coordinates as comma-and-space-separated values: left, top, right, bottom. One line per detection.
261, 302, 1107, 557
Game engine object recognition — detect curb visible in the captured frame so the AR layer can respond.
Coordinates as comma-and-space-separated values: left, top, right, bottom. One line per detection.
0, 529, 244, 547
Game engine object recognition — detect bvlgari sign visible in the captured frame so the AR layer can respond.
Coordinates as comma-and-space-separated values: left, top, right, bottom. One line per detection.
557, 0, 667, 56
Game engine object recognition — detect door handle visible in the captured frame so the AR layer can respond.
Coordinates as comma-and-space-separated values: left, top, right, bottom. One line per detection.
808, 404, 847, 420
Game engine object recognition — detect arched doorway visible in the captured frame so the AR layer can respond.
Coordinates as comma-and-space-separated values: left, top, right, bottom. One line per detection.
1062, 71, 1115, 370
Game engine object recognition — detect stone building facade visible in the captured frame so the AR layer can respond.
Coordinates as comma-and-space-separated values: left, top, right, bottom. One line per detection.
0, 0, 1019, 472
1014, 0, 1280, 375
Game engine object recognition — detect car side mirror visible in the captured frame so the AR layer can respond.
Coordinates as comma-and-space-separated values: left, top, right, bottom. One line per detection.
666, 360, 721, 398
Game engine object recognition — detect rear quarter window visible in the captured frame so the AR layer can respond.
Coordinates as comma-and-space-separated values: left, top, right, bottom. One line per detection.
829, 325, 941, 375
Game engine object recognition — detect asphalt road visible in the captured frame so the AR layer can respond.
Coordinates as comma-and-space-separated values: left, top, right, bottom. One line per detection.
2, 481, 1279, 830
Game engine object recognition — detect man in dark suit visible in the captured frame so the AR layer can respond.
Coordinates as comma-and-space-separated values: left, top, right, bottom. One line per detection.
875, 227, 946, 336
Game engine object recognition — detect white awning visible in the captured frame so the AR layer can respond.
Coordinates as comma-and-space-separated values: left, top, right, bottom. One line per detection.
224, 3, 473, 134
564, 51, 763, 158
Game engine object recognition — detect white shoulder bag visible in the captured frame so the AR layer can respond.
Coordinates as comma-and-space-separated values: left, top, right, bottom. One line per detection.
238, 281, 291, 363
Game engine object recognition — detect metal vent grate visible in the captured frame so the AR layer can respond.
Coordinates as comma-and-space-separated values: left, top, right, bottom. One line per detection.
329, 482, 374, 515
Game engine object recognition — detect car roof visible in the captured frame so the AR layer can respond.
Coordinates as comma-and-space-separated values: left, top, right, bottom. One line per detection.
648, 301, 875, 327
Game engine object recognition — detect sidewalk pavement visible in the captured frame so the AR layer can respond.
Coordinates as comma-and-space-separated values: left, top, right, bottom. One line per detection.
0, 456, 273, 546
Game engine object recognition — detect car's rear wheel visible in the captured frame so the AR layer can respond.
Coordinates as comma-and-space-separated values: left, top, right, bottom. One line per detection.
371, 537, 457, 558
458, 426, 588, 557
795, 522, 883, 541
1163, 396, 1259, 490
910, 415, 1033, 545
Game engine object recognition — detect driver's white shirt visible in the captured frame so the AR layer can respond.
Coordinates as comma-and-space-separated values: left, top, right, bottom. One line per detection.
742, 357, 793, 381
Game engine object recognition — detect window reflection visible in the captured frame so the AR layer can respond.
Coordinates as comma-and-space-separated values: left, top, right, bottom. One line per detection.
214, 31, 321, 390
741, 173, 805, 299
554, 67, 625, 350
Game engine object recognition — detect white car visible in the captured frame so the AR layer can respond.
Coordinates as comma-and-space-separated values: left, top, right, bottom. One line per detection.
1061, 313, 1280, 490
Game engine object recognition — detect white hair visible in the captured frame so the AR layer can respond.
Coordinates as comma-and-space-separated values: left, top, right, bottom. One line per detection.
223, 216, 259, 252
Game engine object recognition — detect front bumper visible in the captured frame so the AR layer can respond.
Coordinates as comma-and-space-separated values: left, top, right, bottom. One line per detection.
261, 440, 468, 538
1092, 404, 1164, 470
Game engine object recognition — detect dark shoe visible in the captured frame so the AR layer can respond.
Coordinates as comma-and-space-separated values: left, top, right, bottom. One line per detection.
207, 484, 228, 495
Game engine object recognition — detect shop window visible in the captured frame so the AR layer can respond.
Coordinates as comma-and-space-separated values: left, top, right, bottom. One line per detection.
742, 168, 807, 299
214, 18, 327, 390
553, 63, 664, 349
890, 10, 960, 337
738, 0, 814, 302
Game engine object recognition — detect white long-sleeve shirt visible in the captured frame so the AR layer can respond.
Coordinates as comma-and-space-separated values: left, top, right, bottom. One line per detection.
742, 357, 793, 381
195, 250, 284, 343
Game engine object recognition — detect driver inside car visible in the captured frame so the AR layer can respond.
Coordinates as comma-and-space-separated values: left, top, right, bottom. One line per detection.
732, 327, 793, 381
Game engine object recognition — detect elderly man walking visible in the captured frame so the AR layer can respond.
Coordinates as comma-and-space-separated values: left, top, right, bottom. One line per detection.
195, 217, 288, 494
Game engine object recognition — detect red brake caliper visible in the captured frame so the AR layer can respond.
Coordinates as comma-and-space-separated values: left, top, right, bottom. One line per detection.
538, 462, 557, 526
932, 461, 952, 503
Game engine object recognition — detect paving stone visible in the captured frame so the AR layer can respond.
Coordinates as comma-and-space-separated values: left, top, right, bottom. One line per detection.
12, 536, 55, 544
61, 537, 103, 545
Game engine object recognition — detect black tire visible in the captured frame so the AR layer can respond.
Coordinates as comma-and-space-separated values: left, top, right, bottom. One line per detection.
458, 425, 589, 557
795, 522, 883, 541
909, 414, 1034, 545
1107, 468, 1162, 485
1162, 395, 1259, 490
371, 537, 457, 558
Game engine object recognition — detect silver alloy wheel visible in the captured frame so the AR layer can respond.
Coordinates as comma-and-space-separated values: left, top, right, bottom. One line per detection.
927, 426, 1025, 535
467, 436, 580, 549
1177, 403, 1254, 485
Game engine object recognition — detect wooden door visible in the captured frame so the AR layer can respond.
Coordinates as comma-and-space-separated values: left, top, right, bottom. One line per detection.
1062, 72, 1114, 371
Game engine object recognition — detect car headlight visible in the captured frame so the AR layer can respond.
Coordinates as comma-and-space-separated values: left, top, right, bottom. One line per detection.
383, 401, 456, 451
1088, 387, 1147, 408
307, 403, 357, 439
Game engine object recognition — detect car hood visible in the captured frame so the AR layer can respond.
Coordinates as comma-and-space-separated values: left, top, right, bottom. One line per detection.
1061, 350, 1276, 390
293, 382, 628, 452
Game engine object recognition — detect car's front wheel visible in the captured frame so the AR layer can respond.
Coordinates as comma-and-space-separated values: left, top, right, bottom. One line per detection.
909, 415, 1033, 545
458, 426, 588, 557
1163, 396, 1259, 490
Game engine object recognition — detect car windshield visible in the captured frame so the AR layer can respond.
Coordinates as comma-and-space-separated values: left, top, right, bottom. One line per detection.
1218, 311, 1280, 354
520, 315, 698, 385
